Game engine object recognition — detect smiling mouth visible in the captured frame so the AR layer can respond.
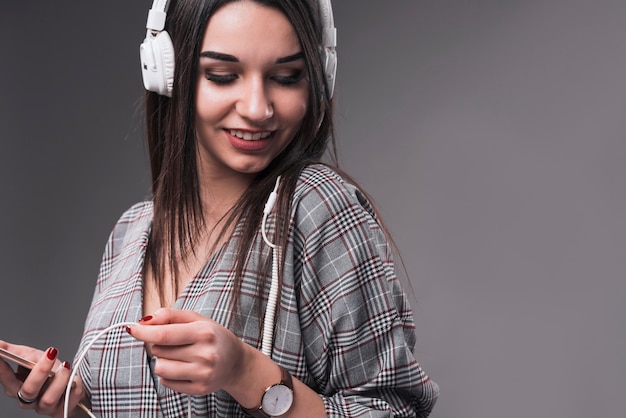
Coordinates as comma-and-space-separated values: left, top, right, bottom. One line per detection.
228, 129, 272, 141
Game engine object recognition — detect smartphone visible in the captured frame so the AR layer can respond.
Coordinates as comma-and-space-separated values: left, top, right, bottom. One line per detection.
0, 347, 55, 381
0, 347, 92, 414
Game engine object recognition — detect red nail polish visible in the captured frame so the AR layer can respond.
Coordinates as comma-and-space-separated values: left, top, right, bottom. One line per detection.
46, 347, 58, 360
139, 315, 153, 322
125, 326, 132, 334
62, 361, 71, 370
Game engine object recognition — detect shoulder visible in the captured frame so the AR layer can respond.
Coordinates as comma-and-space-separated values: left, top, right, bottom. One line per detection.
294, 164, 374, 214
103, 201, 153, 256
294, 163, 352, 198
92, 201, 153, 295
109, 201, 153, 238
116, 200, 153, 223
292, 164, 378, 227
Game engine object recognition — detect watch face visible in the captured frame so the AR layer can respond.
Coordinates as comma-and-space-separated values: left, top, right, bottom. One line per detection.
262, 383, 294, 416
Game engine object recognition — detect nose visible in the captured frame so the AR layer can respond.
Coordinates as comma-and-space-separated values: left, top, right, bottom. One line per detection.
236, 76, 273, 121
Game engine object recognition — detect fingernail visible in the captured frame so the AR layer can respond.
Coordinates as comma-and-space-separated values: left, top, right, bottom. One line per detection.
46, 347, 58, 360
125, 326, 132, 334
62, 361, 71, 370
139, 315, 153, 323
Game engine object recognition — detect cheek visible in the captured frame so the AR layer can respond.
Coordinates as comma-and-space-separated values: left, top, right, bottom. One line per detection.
281, 93, 309, 131
195, 98, 216, 124
195, 82, 231, 123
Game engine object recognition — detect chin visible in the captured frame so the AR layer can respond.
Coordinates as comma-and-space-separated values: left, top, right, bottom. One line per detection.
230, 157, 275, 175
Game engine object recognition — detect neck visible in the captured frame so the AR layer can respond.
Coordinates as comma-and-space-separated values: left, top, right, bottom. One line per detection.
196, 169, 255, 224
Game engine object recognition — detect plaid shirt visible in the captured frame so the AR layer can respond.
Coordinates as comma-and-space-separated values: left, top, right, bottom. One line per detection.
77, 164, 438, 417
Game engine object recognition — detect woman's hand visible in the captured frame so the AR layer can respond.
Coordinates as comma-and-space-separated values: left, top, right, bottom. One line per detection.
128, 309, 327, 417
127, 308, 250, 396
0, 341, 87, 418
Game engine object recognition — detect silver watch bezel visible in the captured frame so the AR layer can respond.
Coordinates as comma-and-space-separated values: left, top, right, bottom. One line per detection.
261, 382, 294, 416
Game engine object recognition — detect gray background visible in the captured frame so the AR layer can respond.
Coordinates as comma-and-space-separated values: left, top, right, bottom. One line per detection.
1, 1, 625, 417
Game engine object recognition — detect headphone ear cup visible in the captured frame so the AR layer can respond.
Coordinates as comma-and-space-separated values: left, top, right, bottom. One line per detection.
140, 31, 175, 97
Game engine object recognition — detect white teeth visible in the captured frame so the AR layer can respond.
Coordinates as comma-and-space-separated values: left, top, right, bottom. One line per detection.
229, 129, 272, 141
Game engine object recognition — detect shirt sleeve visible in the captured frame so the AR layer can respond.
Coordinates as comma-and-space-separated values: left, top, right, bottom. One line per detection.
291, 169, 438, 417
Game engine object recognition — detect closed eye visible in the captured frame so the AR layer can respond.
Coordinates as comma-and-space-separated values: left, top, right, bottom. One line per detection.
273, 70, 305, 86
205, 73, 238, 85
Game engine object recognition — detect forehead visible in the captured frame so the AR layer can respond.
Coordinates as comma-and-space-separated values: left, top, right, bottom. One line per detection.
201, 1, 302, 57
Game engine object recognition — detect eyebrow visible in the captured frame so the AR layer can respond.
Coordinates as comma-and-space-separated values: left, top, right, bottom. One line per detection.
275, 52, 305, 64
199, 51, 305, 64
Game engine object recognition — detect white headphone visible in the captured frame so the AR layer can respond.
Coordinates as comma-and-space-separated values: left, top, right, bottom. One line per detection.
139, 0, 337, 98
317, 0, 337, 98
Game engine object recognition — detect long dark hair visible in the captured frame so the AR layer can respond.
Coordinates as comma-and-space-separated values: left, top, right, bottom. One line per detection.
143, 0, 337, 310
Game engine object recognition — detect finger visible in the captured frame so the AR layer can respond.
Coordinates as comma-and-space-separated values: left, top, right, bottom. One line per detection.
145, 308, 206, 325
153, 359, 218, 396
0, 343, 43, 400
19, 347, 58, 402
150, 340, 222, 371
159, 377, 213, 396
1, 342, 43, 364
36, 361, 72, 411
65, 376, 89, 415
0, 340, 14, 351
128, 321, 208, 346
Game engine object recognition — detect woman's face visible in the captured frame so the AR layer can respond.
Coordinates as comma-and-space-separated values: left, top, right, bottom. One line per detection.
194, 0, 309, 180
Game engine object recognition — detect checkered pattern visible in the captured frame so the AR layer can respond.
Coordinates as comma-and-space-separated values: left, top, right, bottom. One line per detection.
76, 164, 438, 417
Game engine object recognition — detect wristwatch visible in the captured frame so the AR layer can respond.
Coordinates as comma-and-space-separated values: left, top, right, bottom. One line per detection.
241, 365, 294, 417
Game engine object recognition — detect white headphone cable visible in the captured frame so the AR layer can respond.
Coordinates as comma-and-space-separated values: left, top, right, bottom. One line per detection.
64, 322, 136, 418
63, 321, 192, 418
260, 176, 282, 357
63, 176, 282, 417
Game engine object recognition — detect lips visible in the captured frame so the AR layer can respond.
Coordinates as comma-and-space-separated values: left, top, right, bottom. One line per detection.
228, 129, 272, 141
225, 129, 273, 152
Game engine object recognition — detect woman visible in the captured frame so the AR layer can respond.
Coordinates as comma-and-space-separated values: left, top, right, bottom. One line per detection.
0, 0, 438, 416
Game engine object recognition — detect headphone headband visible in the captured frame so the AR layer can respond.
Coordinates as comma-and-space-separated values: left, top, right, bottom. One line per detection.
145, 0, 169, 30
140, 0, 337, 98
